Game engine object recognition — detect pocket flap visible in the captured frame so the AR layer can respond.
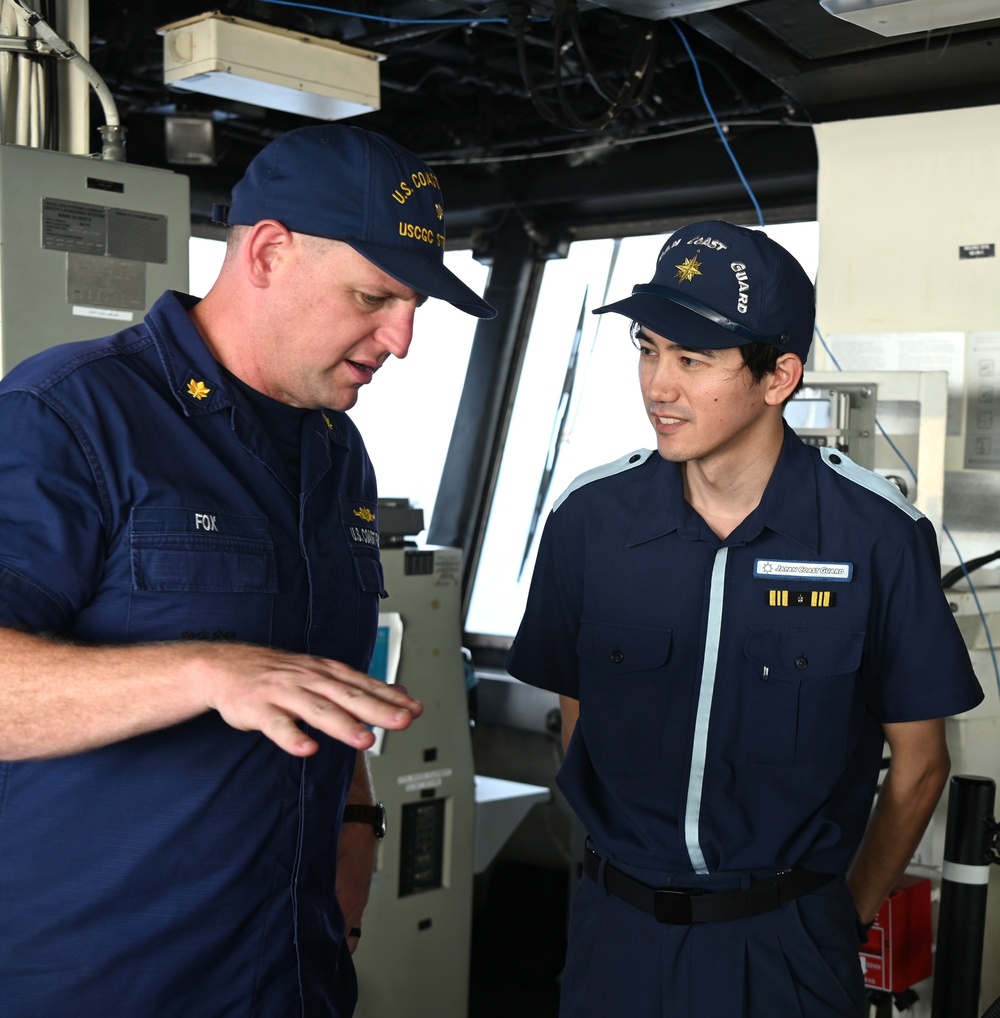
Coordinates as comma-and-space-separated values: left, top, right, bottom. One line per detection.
577, 620, 672, 672
745, 625, 864, 678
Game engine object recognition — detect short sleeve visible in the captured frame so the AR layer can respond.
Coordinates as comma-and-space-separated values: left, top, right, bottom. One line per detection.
865, 515, 983, 722
505, 498, 585, 697
0, 390, 107, 629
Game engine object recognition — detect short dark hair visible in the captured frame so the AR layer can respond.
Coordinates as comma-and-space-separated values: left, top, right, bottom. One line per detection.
630, 323, 805, 405
739, 342, 805, 404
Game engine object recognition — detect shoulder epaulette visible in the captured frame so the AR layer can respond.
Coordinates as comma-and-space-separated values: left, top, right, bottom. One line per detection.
552, 449, 654, 513
819, 447, 923, 522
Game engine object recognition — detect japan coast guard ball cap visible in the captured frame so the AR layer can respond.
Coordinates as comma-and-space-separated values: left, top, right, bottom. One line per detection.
593, 220, 815, 359
215, 124, 497, 319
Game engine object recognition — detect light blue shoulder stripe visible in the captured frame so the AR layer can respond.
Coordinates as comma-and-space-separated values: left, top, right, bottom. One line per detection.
818, 447, 923, 522
552, 449, 655, 513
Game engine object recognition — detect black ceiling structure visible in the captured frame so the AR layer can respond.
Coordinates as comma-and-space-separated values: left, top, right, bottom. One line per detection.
80, 1, 1000, 244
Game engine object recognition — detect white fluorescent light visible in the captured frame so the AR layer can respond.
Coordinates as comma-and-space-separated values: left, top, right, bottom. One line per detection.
159, 13, 383, 120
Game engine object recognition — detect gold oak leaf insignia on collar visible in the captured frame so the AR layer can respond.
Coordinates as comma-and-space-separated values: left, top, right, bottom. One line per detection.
675, 255, 702, 283
353, 507, 375, 523
187, 379, 211, 400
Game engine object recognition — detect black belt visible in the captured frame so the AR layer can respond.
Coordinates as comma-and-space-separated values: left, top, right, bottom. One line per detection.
583, 850, 835, 925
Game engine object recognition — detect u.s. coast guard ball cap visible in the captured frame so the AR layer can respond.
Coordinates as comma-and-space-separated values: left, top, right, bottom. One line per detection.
214, 124, 497, 319
593, 220, 814, 359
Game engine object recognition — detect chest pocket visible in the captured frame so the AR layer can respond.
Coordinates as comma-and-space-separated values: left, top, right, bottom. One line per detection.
339, 496, 386, 597
130, 507, 277, 592
576, 620, 672, 772
741, 625, 865, 767
128, 506, 277, 644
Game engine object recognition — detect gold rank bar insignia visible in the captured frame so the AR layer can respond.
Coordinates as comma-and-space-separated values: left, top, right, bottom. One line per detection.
767, 590, 836, 607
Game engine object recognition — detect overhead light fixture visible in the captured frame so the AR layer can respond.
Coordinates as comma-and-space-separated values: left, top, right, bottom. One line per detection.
820, 0, 1000, 37
158, 12, 383, 120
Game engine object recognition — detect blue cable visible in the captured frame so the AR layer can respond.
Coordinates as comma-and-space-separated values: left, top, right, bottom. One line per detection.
671, 21, 765, 228
256, 0, 516, 25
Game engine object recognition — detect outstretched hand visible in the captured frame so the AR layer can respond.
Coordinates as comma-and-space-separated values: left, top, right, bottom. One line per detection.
197, 644, 422, 756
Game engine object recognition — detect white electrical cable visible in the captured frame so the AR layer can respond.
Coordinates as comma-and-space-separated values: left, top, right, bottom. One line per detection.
6, 0, 124, 158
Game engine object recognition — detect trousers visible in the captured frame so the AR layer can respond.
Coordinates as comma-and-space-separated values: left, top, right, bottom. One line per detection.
558, 867, 865, 1017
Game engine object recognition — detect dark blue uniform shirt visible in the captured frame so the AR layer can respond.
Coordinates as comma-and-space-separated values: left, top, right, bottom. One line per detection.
507, 427, 983, 881
0, 292, 385, 1017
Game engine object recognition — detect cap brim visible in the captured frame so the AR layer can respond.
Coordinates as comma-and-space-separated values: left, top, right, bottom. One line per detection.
349, 241, 497, 320
593, 292, 746, 350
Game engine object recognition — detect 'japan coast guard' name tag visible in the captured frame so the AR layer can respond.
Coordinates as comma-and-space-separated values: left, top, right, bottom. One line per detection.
754, 558, 854, 582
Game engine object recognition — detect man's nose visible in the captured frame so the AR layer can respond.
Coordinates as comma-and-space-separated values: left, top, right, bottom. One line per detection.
377, 305, 416, 360
644, 361, 681, 403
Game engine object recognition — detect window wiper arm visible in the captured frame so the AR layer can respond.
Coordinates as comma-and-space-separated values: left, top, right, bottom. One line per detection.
517, 286, 588, 581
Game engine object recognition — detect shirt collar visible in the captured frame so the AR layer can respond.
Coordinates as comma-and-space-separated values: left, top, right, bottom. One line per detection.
625, 456, 692, 547
624, 423, 821, 552
743, 422, 821, 552
143, 290, 351, 448
143, 291, 232, 417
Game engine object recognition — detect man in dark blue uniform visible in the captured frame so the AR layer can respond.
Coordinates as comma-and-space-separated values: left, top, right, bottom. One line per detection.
0, 125, 495, 1016
506, 220, 983, 1016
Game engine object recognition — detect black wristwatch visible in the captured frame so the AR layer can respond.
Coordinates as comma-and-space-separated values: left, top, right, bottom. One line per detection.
343, 801, 387, 839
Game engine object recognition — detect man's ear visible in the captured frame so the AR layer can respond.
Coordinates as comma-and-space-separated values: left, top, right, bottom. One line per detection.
765, 352, 804, 406
242, 220, 293, 288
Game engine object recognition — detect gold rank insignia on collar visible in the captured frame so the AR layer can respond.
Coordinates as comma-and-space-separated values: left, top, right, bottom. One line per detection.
768, 590, 836, 607
187, 379, 211, 400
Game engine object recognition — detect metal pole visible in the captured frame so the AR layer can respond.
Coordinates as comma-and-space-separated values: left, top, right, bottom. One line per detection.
931, 774, 995, 1018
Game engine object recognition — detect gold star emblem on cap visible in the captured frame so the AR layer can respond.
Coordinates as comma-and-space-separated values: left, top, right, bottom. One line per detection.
675, 255, 702, 283
434, 203, 444, 221
187, 379, 211, 400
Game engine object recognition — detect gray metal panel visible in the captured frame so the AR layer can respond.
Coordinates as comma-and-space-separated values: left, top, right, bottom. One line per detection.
354, 545, 476, 1018
0, 145, 190, 376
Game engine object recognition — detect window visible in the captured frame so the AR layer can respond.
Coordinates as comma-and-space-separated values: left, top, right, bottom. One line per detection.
347, 250, 490, 535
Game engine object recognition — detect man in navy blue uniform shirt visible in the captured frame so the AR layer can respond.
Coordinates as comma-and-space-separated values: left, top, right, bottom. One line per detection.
0, 125, 495, 1016
506, 220, 983, 1016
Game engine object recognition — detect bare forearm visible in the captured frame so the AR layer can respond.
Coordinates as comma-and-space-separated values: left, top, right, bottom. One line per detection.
559, 694, 579, 755
0, 628, 215, 759
847, 721, 951, 923
0, 626, 423, 762
346, 749, 376, 805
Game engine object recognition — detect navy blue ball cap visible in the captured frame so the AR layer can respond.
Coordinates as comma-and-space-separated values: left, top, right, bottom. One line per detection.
593, 220, 814, 359
214, 124, 497, 320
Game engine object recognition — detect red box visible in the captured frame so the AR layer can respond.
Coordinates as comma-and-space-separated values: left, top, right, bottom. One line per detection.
859, 875, 933, 992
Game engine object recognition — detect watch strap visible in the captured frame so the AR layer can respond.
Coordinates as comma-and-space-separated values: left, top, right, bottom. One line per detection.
343, 801, 387, 838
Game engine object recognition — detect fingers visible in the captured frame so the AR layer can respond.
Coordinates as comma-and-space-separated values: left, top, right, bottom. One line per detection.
204, 647, 423, 756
